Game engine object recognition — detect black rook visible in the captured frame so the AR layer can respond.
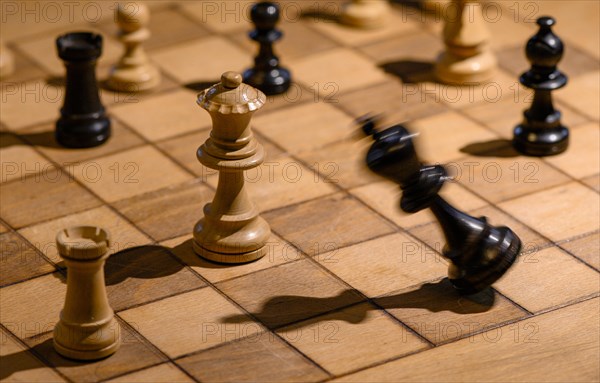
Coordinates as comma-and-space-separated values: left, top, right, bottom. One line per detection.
56, 32, 111, 148
513, 17, 568, 156
361, 116, 521, 295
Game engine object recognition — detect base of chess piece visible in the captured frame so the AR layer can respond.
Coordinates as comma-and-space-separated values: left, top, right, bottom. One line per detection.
193, 200, 271, 264
54, 319, 120, 361
339, 0, 390, 29
243, 67, 291, 96
56, 114, 111, 148
106, 64, 161, 92
435, 50, 496, 85
513, 122, 569, 156
193, 230, 270, 264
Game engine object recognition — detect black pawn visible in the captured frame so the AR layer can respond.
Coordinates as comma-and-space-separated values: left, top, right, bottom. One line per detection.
56, 32, 110, 148
361, 117, 521, 295
513, 17, 568, 156
243, 2, 291, 96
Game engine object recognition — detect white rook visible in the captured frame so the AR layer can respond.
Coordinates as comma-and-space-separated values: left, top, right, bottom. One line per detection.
53, 226, 120, 360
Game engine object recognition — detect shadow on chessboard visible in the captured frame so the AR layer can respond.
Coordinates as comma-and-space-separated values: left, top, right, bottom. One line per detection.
379, 60, 438, 84
0, 338, 97, 381
0, 131, 61, 149
184, 80, 221, 93
460, 139, 521, 158
223, 278, 496, 331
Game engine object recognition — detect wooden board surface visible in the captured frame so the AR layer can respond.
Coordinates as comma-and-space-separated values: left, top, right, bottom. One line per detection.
1, 1, 599, 382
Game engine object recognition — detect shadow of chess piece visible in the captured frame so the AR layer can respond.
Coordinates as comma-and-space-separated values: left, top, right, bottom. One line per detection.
53, 226, 120, 360
243, 2, 291, 96
340, 0, 390, 29
106, 2, 160, 92
360, 116, 521, 294
513, 17, 569, 156
0, 40, 15, 79
193, 72, 271, 264
55, 32, 110, 148
435, 0, 496, 84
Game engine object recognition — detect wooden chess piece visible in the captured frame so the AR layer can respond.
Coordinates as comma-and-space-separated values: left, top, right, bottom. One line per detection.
360, 116, 521, 294
243, 2, 291, 96
0, 40, 15, 79
340, 0, 390, 29
435, 0, 496, 84
106, 2, 160, 92
54, 226, 120, 360
513, 17, 568, 156
193, 71, 271, 264
56, 32, 111, 148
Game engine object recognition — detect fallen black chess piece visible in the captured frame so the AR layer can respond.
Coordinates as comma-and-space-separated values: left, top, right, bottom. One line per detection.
360, 115, 521, 294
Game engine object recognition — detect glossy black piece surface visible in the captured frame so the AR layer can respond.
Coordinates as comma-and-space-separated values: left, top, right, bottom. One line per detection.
362, 117, 521, 294
56, 32, 110, 148
513, 16, 568, 156
242, 2, 291, 95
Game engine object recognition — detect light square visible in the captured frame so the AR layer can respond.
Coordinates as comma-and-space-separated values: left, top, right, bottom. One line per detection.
151, 36, 252, 84
545, 122, 600, 179
406, 111, 498, 163
499, 182, 600, 242
0, 134, 55, 184
318, 233, 448, 298
110, 89, 210, 141
495, 246, 600, 313
289, 48, 388, 94
253, 102, 355, 154
67, 145, 192, 203
277, 303, 428, 375
119, 287, 263, 358
0, 80, 62, 130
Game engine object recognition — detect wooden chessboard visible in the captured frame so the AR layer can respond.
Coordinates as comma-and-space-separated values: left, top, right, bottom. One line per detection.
1, 1, 599, 382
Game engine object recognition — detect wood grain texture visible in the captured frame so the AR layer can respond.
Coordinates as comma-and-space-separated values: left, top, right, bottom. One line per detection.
177, 332, 329, 382
105, 245, 206, 311
494, 246, 600, 313
561, 232, 600, 270
24, 320, 166, 383
335, 297, 600, 382
499, 182, 600, 242
113, 179, 213, 242
317, 233, 448, 297
0, 171, 101, 229
1, 273, 66, 340
379, 279, 527, 345
277, 302, 429, 375
106, 363, 194, 383
119, 287, 264, 358
0, 328, 65, 383
216, 259, 364, 329
0, 232, 55, 286
18, 206, 151, 265
264, 192, 396, 255
0, 1, 598, 381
